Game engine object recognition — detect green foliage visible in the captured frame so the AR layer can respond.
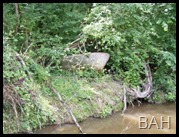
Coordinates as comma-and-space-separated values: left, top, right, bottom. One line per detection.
3, 3, 90, 73
3, 47, 26, 83
3, 4, 16, 32
51, 76, 94, 102
28, 59, 50, 83
99, 105, 112, 118
76, 67, 105, 79
165, 92, 176, 102
81, 3, 176, 91
3, 41, 57, 133
3, 3, 89, 50
152, 91, 165, 103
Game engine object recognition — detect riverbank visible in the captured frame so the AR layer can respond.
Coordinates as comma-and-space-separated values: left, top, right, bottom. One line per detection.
2, 50, 174, 134
37, 75, 124, 129
4, 70, 174, 134
3, 74, 124, 134
3, 72, 175, 134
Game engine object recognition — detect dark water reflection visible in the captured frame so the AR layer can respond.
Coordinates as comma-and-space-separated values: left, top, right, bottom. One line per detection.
36, 103, 176, 134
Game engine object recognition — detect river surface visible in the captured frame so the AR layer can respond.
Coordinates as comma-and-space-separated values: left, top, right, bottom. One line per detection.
36, 103, 176, 134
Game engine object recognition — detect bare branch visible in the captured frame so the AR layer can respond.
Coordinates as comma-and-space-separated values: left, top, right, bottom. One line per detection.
47, 81, 85, 134
16, 53, 32, 81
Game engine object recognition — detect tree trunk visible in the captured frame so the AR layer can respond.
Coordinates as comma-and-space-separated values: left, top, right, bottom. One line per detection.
14, 3, 20, 33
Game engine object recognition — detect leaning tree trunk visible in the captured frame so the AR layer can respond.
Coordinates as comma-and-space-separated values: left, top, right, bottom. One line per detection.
122, 63, 153, 112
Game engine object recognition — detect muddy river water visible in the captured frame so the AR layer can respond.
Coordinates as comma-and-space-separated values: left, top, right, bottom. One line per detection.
36, 103, 176, 134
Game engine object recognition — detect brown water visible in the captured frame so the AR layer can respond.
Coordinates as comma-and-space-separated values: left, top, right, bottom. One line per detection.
36, 103, 176, 134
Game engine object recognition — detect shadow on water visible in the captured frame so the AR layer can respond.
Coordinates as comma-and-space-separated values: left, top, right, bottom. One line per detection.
36, 103, 176, 134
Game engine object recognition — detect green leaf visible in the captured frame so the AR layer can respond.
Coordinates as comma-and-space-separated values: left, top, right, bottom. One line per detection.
162, 22, 168, 31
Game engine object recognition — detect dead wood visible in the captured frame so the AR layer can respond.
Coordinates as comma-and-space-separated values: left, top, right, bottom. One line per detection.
47, 81, 85, 134
122, 85, 127, 113
15, 53, 32, 81
122, 63, 153, 112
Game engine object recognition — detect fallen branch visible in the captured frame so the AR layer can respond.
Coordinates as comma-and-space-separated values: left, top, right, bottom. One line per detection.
16, 53, 32, 82
47, 81, 85, 134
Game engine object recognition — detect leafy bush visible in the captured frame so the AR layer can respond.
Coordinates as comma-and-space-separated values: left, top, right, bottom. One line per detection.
81, 3, 176, 96
3, 39, 57, 133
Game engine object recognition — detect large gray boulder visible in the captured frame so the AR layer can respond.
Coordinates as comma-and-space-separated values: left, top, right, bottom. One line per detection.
61, 52, 110, 71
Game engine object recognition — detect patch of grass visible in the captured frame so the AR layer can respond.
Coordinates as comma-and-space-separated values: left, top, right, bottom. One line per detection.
47, 75, 124, 122
99, 105, 113, 118
112, 101, 123, 113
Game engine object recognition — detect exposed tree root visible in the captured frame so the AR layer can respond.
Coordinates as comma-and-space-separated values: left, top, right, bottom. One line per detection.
122, 63, 153, 113
122, 86, 127, 113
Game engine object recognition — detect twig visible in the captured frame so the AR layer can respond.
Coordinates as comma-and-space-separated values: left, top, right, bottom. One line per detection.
9, 95, 18, 118
121, 121, 131, 134
23, 43, 32, 55
122, 85, 127, 113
